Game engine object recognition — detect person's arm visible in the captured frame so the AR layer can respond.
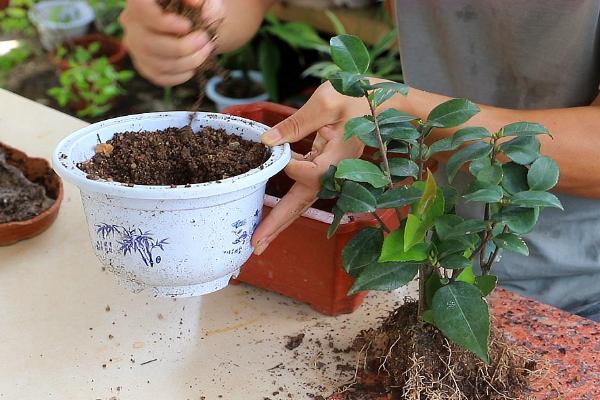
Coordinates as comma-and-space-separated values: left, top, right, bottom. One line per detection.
120, 0, 274, 86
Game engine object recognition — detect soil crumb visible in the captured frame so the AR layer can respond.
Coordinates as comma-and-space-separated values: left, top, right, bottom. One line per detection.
0, 150, 53, 223
285, 333, 305, 350
347, 302, 534, 400
78, 126, 269, 185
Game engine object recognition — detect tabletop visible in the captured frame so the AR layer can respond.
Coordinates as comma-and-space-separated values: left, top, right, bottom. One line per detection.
0, 89, 413, 400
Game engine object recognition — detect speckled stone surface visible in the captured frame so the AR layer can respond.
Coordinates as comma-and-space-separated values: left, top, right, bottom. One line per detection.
329, 289, 600, 400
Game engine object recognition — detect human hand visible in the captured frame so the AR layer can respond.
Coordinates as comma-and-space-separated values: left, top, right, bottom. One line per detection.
251, 81, 376, 255
120, 0, 223, 86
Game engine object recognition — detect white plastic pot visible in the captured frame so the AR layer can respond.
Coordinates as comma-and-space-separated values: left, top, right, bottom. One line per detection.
206, 70, 269, 112
29, 0, 95, 51
53, 112, 290, 297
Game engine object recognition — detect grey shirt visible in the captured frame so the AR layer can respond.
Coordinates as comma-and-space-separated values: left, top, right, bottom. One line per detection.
395, 0, 600, 320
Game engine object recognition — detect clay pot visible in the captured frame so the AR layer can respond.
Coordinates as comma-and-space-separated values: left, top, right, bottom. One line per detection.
0, 143, 63, 246
49, 33, 127, 71
225, 102, 402, 316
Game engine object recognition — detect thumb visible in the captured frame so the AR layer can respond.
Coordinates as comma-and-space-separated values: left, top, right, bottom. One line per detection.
261, 95, 337, 147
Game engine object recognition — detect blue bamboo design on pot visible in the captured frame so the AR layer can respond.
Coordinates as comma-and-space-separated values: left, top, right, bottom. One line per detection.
96, 223, 169, 267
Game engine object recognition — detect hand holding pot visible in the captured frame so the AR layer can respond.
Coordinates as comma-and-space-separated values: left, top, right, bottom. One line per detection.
120, 0, 222, 86
252, 81, 377, 255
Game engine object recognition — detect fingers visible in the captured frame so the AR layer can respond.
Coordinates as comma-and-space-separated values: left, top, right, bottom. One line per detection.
121, 0, 192, 35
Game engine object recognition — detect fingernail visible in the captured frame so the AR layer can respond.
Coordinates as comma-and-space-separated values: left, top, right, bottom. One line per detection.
253, 239, 270, 256
262, 129, 282, 146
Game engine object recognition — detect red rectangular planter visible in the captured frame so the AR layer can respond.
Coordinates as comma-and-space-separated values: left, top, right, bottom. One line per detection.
225, 102, 400, 316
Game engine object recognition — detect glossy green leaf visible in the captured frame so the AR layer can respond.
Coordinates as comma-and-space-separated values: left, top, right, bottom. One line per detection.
365, 81, 409, 96
330, 34, 370, 73
457, 266, 476, 284
425, 272, 443, 308
434, 215, 464, 241
441, 186, 459, 213
446, 219, 488, 239
440, 254, 472, 269
258, 37, 281, 101
475, 275, 497, 296
497, 206, 539, 234
327, 205, 345, 239
344, 116, 375, 144
421, 309, 435, 324
388, 158, 419, 179
342, 228, 384, 275
463, 186, 503, 203
429, 137, 456, 155
493, 233, 529, 256
335, 159, 390, 188
329, 71, 365, 97
403, 213, 428, 251
377, 108, 417, 125
337, 181, 377, 212
436, 239, 471, 259
511, 190, 563, 210
527, 156, 559, 191
415, 170, 438, 216
501, 122, 549, 138
469, 157, 490, 176
499, 136, 540, 165
348, 262, 419, 294
432, 282, 490, 363
321, 165, 338, 192
476, 163, 503, 185
427, 98, 480, 128
451, 126, 491, 146
380, 124, 421, 142
380, 228, 430, 262
447, 142, 493, 182
501, 162, 529, 195
377, 185, 422, 209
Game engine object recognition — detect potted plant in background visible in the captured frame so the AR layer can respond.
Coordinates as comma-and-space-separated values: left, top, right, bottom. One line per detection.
28, 0, 95, 50
47, 42, 134, 118
315, 34, 562, 398
0, 0, 37, 37
49, 34, 126, 71
87, 0, 125, 37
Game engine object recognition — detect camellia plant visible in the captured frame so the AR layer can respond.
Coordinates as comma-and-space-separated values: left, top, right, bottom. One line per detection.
320, 35, 562, 363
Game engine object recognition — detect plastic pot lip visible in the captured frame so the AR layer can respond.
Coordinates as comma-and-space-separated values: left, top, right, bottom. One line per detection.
206, 70, 269, 105
52, 111, 291, 200
29, 0, 95, 30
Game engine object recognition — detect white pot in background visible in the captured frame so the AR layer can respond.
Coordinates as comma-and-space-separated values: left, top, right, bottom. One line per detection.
29, 0, 95, 51
53, 112, 290, 297
206, 70, 269, 112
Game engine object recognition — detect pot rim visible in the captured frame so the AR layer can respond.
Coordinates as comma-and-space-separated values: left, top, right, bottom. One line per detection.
206, 70, 269, 104
29, 0, 95, 30
52, 111, 291, 200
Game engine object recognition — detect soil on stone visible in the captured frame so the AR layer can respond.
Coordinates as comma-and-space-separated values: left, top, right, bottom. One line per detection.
350, 302, 533, 400
285, 333, 305, 350
78, 126, 270, 185
0, 150, 54, 223
217, 76, 265, 99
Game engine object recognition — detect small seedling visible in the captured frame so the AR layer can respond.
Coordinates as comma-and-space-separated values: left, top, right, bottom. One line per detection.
321, 35, 562, 363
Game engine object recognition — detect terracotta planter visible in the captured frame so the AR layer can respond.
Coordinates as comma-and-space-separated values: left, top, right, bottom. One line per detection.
225, 102, 401, 316
0, 142, 63, 246
49, 34, 126, 71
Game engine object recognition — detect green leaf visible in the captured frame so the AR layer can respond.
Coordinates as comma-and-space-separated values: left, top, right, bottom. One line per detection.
476, 163, 503, 185
475, 275, 497, 296
329, 71, 365, 97
335, 159, 390, 188
377, 185, 422, 209
434, 215, 464, 240
258, 37, 281, 101
348, 262, 419, 294
463, 186, 503, 203
501, 122, 549, 138
499, 136, 540, 165
501, 162, 529, 195
321, 165, 339, 192
446, 219, 488, 239
337, 181, 377, 213
365, 81, 409, 96
342, 228, 384, 275
429, 137, 456, 155
388, 158, 419, 179
496, 206, 539, 234
511, 190, 563, 210
493, 233, 529, 256
415, 170, 438, 216
377, 108, 417, 125
421, 310, 435, 324
452, 127, 491, 146
440, 254, 472, 269
527, 156, 559, 191
432, 282, 490, 363
425, 272, 443, 308
380, 228, 429, 262
441, 186, 459, 213
330, 34, 370, 73
380, 124, 420, 142
436, 239, 471, 259
447, 142, 493, 182
427, 99, 480, 128
327, 205, 344, 239
403, 213, 428, 251
469, 157, 490, 176
457, 266, 476, 284
344, 116, 375, 142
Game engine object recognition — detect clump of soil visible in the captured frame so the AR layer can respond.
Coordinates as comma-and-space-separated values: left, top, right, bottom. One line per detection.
350, 302, 534, 400
217, 76, 265, 99
0, 150, 54, 223
78, 126, 270, 185
285, 333, 305, 350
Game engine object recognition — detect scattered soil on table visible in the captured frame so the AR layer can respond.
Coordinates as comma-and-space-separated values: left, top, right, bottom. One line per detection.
343, 302, 534, 400
285, 333, 305, 350
217, 76, 265, 99
78, 126, 269, 185
0, 150, 54, 223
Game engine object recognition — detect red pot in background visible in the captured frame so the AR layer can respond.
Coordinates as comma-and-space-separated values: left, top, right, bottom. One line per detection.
225, 102, 402, 316
0, 0, 10, 11
49, 34, 127, 71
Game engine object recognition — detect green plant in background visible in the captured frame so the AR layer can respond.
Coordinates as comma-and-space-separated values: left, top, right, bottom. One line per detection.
0, 0, 37, 36
321, 35, 562, 363
303, 11, 403, 83
48, 43, 134, 118
87, 0, 125, 37
219, 14, 329, 102
0, 41, 32, 86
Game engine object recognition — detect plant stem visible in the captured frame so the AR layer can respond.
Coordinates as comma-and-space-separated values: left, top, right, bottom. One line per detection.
418, 265, 432, 317
371, 212, 390, 233
416, 125, 431, 179
364, 92, 391, 186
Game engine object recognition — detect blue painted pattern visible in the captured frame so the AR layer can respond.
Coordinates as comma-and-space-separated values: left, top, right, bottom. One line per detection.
96, 223, 169, 267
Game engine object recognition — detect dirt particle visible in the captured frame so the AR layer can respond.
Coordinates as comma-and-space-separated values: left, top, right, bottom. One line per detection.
285, 333, 305, 350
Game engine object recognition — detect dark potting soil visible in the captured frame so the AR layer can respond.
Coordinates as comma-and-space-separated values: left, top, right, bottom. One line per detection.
78, 126, 270, 186
216, 76, 265, 99
351, 302, 533, 400
0, 150, 54, 224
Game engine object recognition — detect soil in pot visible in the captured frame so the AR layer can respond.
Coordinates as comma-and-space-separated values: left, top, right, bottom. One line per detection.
217, 75, 265, 99
348, 302, 534, 400
0, 149, 54, 224
78, 126, 270, 185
